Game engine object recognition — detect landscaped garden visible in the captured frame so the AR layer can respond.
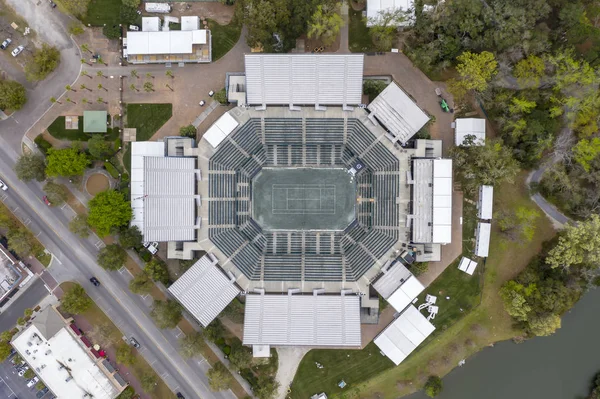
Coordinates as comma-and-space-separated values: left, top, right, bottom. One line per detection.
80, 0, 122, 27
48, 116, 119, 142
348, 5, 376, 53
208, 18, 242, 61
125, 103, 172, 142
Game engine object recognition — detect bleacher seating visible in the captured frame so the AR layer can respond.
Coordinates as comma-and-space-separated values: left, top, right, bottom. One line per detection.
231, 119, 262, 154
232, 245, 262, 280
305, 118, 344, 143
304, 256, 343, 281
344, 245, 375, 281
264, 118, 303, 143
263, 255, 301, 281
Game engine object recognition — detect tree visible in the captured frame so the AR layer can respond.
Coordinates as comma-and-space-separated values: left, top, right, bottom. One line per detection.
0, 330, 15, 342
45, 147, 90, 177
150, 300, 182, 329
119, 226, 143, 249
43, 181, 68, 206
103, 24, 121, 40
254, 375, 280, 399
363, 79, 388, 101
17, 317, 25, 326
129, 272, 154, 294
98, 83, 107, 91
97, 244, 127, 271
496, 207, 540, 243
203, 319, 225, 343
120, 6, 140, 25
68, 22, 85, 36
546, 214, 600, 270
179, 125, 197, 138
179, 332, 205, 358
307, 3, 344, 46
213, 88, 227, 105
0, 341, 11, 361
143, 82, 154, 92
87, 190, 132, 237
88, 135, 113, 160
116, 386, 135, 399
23, 369, 35, 379
141, 373, 157, 392
122, 0, 140, 7
7, 228, 33, 257
116, 344, 136, 366
207, 362, 233, 391
528, 313, 561, 336
514, 55, 546, 87
424, 375, 443, 398
14, 154, 46, 182
0, 79, 27, 110
25, 44, 61, 81
368, 9, 408, 51
500, 280, 533, 322
450, 51, 498, 98
144, 258, 170, 285
228, 342, 252, 371
69, 214, 90, 238
35, 381, 46, 391
573, 138, 600, 172
165, 70, 174, 78
244, 0, 291, 52
130, 84, 139, 92
62, 284, 92, 314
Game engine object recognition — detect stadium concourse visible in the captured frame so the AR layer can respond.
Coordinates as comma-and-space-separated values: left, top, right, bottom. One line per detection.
133, 54, 454, 363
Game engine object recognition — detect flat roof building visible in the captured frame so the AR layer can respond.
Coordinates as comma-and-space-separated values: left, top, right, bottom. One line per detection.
202, 112, 240, 148
478, 185, 494, 220
83, 110, 107, 133
12, 307, 124, 399
367, 82, 430, 145
454, 118, 486, 146
141, 16, 160, 32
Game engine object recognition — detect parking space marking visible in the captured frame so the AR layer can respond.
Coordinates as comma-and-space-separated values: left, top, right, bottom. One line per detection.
0, 194, 7, 202
23, 218, 31, 226
0, 376, 16, 398
94, 240, 106, 249
173, 326, 185, 338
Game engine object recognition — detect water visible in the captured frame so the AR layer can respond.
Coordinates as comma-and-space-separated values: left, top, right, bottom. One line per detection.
406, 289, 600, 399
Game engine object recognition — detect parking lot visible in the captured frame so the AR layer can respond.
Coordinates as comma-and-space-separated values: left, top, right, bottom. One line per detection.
0, 354, 53, 399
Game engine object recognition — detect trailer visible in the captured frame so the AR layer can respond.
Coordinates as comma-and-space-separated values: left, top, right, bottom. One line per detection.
145, 2, 171, 13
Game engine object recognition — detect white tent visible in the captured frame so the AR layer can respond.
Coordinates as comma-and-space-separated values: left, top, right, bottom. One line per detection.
203, 112, 240, 148
478, 185, 494, 220
432, 159, 452, 243
455, 118, 486, 146
366, 0, 413, 27
458, 257, 478, 275
474, 222, 491, 257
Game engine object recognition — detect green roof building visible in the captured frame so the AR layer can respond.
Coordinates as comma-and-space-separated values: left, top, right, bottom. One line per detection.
83, 110, 107, 133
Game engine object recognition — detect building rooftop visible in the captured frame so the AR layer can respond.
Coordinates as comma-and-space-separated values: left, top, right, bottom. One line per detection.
373, 261, 424, 312
202, 112, 239, 148
455, 118, 486, 146
475, 222, 491, 258
83, 110, 107, 133
12, 307, 120, 399
181, 16, 200, 31
168, 253, 240, 327
142, 16, 160, 32
478, 185, 494, 220
244, 54, 364, 107
366, 0, 413, 27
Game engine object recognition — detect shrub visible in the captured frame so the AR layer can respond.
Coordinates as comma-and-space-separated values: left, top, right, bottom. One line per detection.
103, 24, 121, 40
104, 162, 120, 178
213, 88, 228, 105
114, 138, 122, 149
138, 248, 152, 262
34, 135, 53, 155
410, 262, 429, 276
424, 375, 443, 398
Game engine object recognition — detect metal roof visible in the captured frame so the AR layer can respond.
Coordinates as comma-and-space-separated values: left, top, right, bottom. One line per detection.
244, 54, 364, 106
31, 306, 64, 340
374, 305, 435, 365
455, 118, 486, 146
478, 185, 493, 220
475, 222, 491, 257
203, 112, 240, 148
243, 292, 361, 347
126, 30, 207, 55
367, 82, 429, 145
83, 110, 107, 133
168, 253, 240, 327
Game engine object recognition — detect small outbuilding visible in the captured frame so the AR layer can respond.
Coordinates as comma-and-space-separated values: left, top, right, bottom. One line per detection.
83, 110, 107, 133
454, 118, 486, 146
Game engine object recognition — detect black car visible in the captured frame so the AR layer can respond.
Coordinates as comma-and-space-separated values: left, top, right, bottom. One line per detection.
90, 277, 100, 286
176, 393, 185, 399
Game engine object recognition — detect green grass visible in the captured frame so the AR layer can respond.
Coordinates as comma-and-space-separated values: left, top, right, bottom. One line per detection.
47, 116, 119, 142
291, 342, 394, 399
123, 143, 131, 174
81, 0, 121, 26
125, 103, 172, 141
208, 19, 242, 61
348, 5, 375, 53
36, 252, 52, 267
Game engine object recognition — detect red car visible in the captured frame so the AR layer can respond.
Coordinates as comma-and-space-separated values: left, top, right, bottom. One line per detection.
43, 196, 51, 206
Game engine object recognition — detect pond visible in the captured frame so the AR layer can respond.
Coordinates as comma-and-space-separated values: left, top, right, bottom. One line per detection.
406, 289, 600, 399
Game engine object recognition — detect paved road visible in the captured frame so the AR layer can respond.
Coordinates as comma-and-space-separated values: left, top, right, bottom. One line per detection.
0, 278, 48, 327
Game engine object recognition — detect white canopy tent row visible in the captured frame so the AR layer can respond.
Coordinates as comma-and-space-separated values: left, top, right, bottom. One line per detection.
458, 256, 478, 275
478, 185, 494, 220
372, 260, 425, 313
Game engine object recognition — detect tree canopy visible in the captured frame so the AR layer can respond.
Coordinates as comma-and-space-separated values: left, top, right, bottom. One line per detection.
25, 44, 61, 81
97, 244, 127, 271
179, 332, 205, 359
0, 79, 27, 110
546, 214, 600, 270
116, 344, 136, 366
307, 3, 344, 46
150, 300, 182, 329
62, 284, 92, 314
87, 190, 132, 237
128, 272, 154, 294
14, 154, 46, 182
88, 135, 114, 160
7, 228, 34, 258
69, 214, 90, 238
45, 147, 90, 177
144, 258, 170, 285
119, 226, 143, 249
207, 362, 233, 391
424, 375, 443, 398
179, 125, 197, 138
43, 182, 68, 206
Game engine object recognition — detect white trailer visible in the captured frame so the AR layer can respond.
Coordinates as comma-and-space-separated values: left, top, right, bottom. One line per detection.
145, 2, 171, 13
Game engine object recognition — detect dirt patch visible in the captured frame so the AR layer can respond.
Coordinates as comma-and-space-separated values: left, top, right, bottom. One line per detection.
350, 0, 366, 11
168, 2, 235, 25
86, 173, 109, 195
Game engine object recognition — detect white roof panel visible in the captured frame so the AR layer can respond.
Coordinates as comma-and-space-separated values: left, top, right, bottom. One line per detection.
181, 16, 200, 31
386, 276, 424, 312
202, 112, 240, 148
142, 17, 160, 32
478, 185, 494, 220
475, 222, 491, 257
455, 118, 486, 146
192, 29, 207, 44
126, 30, 205, 55
367, 82, 429, 144
366, 0, 413, 26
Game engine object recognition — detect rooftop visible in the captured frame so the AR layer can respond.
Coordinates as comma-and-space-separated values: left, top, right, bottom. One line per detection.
83, 110, 107, 133
373, 260, 424, 312
366, 0, 413, 27
455, 118, 486, 146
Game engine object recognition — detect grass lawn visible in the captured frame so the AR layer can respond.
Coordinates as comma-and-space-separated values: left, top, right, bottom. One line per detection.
80, 0, 121, 26
58, 282, 176, 399
348, 5, 376, 53
47, 116, 119, 141
125, 104, 172, 141
208, 19, 242, 61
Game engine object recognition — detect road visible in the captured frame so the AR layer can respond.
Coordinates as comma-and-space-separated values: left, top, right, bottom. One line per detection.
0, 278, 48, 327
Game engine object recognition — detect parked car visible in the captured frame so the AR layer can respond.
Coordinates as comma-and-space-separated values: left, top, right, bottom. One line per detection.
176, 393, 185, 399
0, 179, 8, 191
11, 45, 24, 57
136, 10, 142, 15
129, 337, 140, 348
129, 25, 140, 31
49, 0, 57, 8
90, 277, 100, 287
42, 196, 51, 206
18, 365, 29, 376
26, 376, 39, 388
0, 38, 11, 50
147, 242, 158, 255
199, 100, 205, 106
208, 90, 215, 97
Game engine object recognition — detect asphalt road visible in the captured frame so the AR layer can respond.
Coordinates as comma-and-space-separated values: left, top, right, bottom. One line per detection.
0, 278, 48, 328
529, 163, 572, 226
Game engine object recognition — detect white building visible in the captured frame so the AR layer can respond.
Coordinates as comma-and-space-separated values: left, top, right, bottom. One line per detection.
366, 0, 414, 27
478, 185, 494, 220
474, 222, 491, 257
11, 307, 125, 399
454, 118, 486, 146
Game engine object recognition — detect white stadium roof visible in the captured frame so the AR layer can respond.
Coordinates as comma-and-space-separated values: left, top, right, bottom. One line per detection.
203, 112, 240, 148
366, 0, 413, 27
168, 253, 240, 327
130, 142, 198, 242
478, 185, 494, 220
126, 30, 207, 55
244, 54, 364, 106
373, 261, 424, 312
455, 118, 486, 146
374, 305, 435, 365
243, 292, 361, 347
367, 82, 429, 145
475, 222, 491, 257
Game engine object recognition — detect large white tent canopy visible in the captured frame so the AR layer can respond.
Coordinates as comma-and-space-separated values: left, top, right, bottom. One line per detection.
455, 118, 486, 146
203, 112, 240, 148
478, 185, 494, 220
475, 222, 491, 257
126, 30, 207, 55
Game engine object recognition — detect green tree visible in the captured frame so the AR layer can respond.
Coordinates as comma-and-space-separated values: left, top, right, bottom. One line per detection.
207, 362, 233, 391
14, 154, 46, 182
546, 214, 600, 270
23, 369, 35, 379
43, 181, 68, 206
116, 386, 135, 399
0, 80, 27, 110
573, 138, 600, 172
450, 51, 498, 98
88, 135, 114, 160
213, 88, 228, 105
179, 332, 205, 358
122, 0, 140, 7
307, 3, 344, 46
140, 372, 157, 392
128, 272, 154, 294
97, 244, 127, 271
150, 300, 183, 329
68, 22, 85, 35
87, 190, 132, 237
17, 317, 25, 326
144, 258, 170, 285
0, 341, 11, 361
254, 375, 280, 399
7, 228, 33, 257
25, 44, 61, 81
203, 319, 225, 343
119, 226, 143, 249
45, 147, 90, 177
116, 344, 136, 366
24, 308, 33, 318
228, 342, 252, 371
368, 9, 409, 51
143, 82, 154, 92
514, 55, 546, 87
496, 207, 540, 243
424, 375, 443, 398
243, 0, 290, 52
120, 6, 139, 25
363, 79, 388, 102
179, 125, 197, 138
103, 24, 122, 40
69, 214, 90, 238
62, 284, 92, 314
0, 330, 15, 342
527, 313, 561, 336
35, 381, 46, 391
500, 280, 534, 322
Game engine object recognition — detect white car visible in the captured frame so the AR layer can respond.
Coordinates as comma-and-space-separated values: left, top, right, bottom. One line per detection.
129, 25, 140, 31
26, 376, 39, 388
208, 90, 215, 97
18, 366, 29, 376
0, 179, 7, 191
199, 100, 205, 106
147, 242, 159, 255
11, 45, 24, 57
